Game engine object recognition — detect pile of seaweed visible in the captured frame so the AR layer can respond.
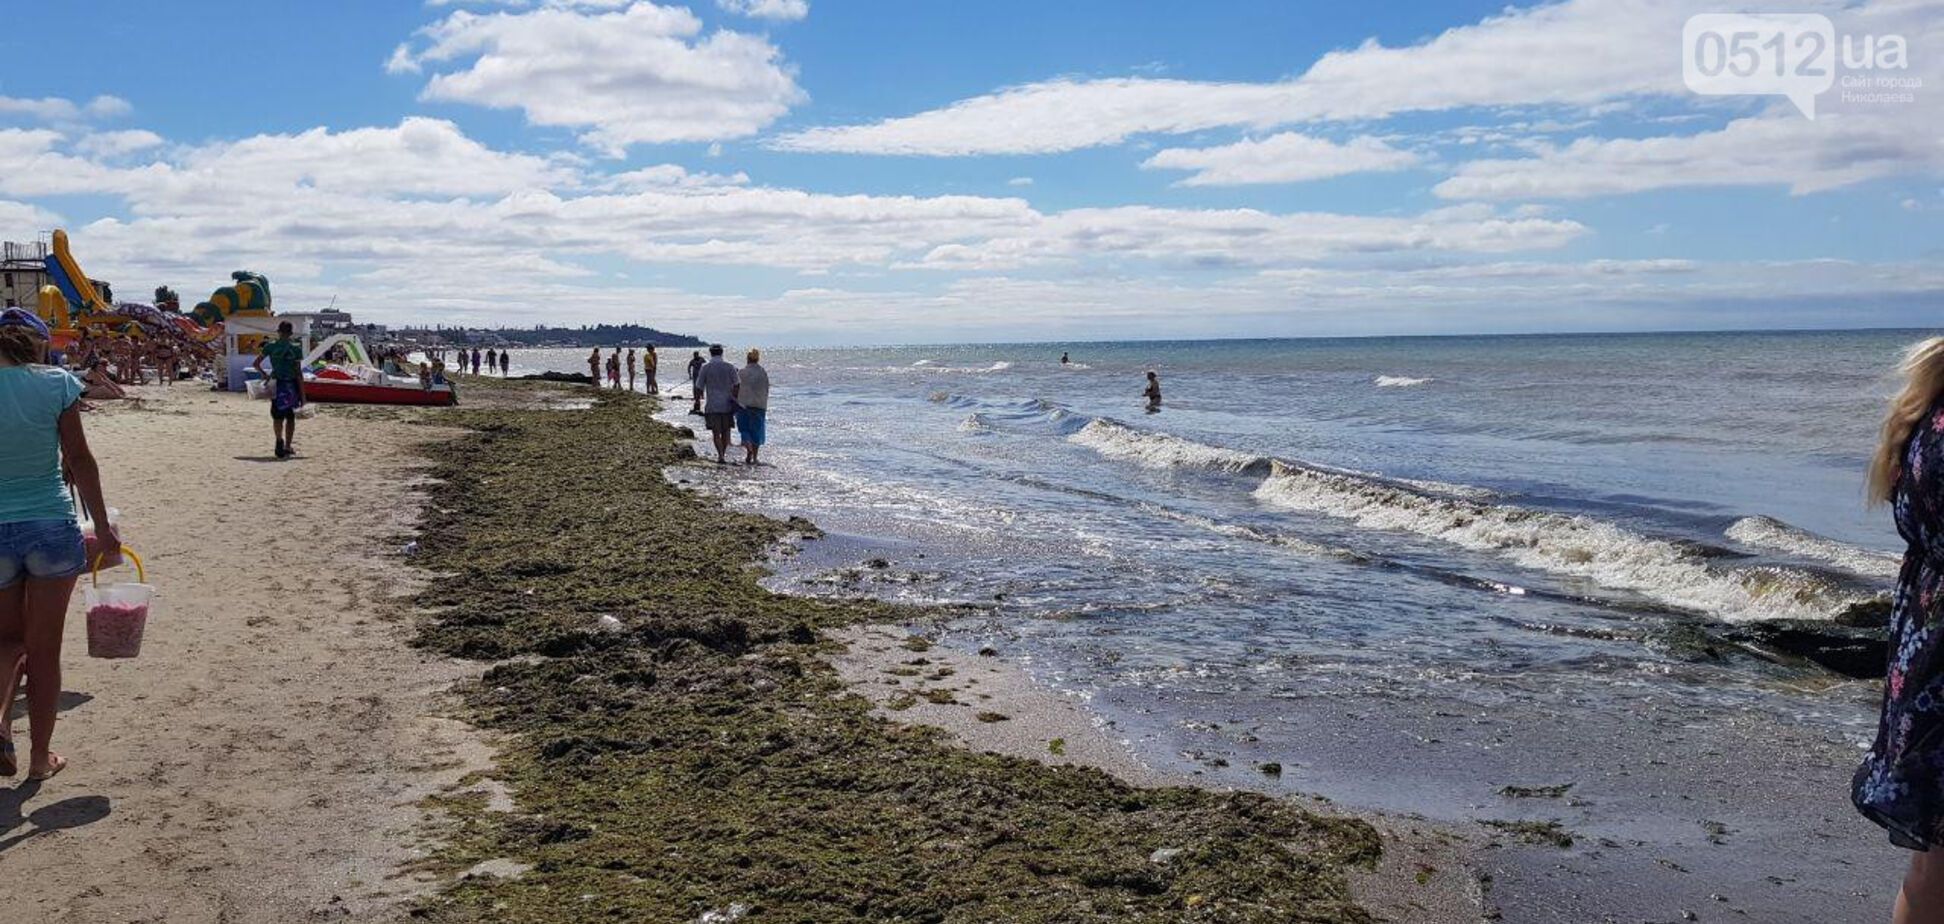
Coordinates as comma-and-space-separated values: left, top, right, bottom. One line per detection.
404, 390, 1382, 923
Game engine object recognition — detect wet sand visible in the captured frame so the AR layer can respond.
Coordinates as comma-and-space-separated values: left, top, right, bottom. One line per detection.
769, 523, 1903, 923
2, 387, 495, 922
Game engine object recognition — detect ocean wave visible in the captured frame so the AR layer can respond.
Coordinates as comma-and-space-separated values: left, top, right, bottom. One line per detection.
1069, 418, 1274, 476
1726, 515, 1901, 579
1375, 375, 1432, 388
894, 360, 1013, 374
1253, 461, 1879, 623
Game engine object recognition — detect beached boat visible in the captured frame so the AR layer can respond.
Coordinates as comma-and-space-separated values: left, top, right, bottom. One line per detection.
302, 378, 455, 406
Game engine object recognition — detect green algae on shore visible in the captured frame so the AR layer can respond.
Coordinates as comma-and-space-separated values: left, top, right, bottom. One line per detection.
405, 389, 1383, 922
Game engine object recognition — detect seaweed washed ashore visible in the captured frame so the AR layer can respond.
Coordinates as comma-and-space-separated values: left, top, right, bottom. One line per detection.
403, 385, 1385, 923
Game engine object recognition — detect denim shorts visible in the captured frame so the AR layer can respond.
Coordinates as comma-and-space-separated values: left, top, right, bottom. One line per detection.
0, 519, 87, 588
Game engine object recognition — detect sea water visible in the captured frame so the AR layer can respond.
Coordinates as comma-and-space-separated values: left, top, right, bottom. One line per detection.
509, 332, 1921, 713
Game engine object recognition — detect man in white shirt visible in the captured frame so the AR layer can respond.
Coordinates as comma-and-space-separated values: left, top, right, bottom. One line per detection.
694, 344, 741, 464
735, 349, 771, 465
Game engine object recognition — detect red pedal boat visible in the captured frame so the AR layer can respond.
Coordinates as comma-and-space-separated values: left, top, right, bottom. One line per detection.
302, 379, 456, 406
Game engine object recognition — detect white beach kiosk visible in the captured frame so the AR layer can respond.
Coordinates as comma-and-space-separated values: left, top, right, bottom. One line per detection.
220, 312, 320, 392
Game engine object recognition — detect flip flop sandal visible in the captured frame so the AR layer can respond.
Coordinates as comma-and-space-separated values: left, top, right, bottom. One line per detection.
27, 753, 65, 781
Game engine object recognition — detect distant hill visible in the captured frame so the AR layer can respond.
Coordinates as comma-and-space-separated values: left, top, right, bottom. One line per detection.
492, 324, 705, 347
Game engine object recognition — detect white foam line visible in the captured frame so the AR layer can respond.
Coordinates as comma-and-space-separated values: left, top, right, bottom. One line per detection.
1253, 461, 1870, 623
1727, 515, 1900, 579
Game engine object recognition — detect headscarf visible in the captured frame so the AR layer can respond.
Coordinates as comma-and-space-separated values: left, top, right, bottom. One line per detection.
0, 307, 52, 342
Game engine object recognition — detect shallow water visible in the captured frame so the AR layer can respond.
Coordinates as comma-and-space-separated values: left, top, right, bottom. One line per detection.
526, 331, 1926, 919
511, 333, 1922, 722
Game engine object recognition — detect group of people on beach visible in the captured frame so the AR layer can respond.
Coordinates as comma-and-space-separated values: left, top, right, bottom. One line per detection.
687, 344, 770, 466
419, 346, 510, 378
586, 345, 660, 394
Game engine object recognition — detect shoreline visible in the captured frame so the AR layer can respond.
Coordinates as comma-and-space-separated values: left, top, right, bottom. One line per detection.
397, 381, 1402, 922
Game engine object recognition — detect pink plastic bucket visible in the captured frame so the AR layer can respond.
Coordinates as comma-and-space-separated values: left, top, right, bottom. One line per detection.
84, 548, 151, 660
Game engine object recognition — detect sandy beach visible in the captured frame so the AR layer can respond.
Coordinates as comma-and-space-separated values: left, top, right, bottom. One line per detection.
3, 387, 494, 922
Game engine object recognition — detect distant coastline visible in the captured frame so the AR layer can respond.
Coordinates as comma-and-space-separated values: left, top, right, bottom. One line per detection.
385, 322, 705, 349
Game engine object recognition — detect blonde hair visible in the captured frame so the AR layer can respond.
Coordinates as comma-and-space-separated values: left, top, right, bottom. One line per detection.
1869, 336, 1944, 505
747, 348, 760, 363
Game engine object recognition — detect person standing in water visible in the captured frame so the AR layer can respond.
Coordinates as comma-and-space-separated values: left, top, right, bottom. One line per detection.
606, 350, 621, 390
587, 348, 601, 388
735, 348, 770, 466
498, 348, 510, 376
470, 347, 481, 376
694, 345, 740, 464
1061, 351, 1070, 365
644, 345, 659, 395
0, 314, 120, 781
687, 350, 706, 414
626, 348, 638, 393
253, 320, 306, 458
1856, 337, 1944, 923
1143, 371, 1162, 413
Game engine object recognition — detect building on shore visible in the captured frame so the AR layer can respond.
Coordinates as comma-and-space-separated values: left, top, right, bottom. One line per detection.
2, 239, 113, 309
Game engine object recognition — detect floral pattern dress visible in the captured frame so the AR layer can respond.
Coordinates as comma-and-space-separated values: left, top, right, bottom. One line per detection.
1856, 401, 1944, 849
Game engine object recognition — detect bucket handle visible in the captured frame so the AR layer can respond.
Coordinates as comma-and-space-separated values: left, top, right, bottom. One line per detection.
90, 546, 145, 586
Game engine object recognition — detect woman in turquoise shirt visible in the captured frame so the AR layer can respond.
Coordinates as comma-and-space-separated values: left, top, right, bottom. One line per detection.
0, 310, 119, 781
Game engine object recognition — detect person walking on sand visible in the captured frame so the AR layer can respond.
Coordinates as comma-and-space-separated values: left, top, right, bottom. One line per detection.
253, 320, 306, 459
687, 350, 706, 414
0, 314, 120, 781
499, 348, 510, 376
1856, 337, 1944, 924
1143, 370, 1162, 413
626, 348, 638, 393
644, 345, 659, 395
587, 348, 601, 387
695, 344, 740, 464
735, 348, 770, 466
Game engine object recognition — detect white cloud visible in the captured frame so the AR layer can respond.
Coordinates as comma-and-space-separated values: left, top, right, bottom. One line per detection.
916, 203, 1584, 270
716, 0, 808, 21
1435, 111, 1944, 200
1007, 177, 1033, 187
76, 129, 165, 158
394, 2, 806, 154
770, 0, 1698, 155
0, 199, 62, 234
1435, 0, 1944, 201
1143, 133, 1420, 186
0, 94, 131, 124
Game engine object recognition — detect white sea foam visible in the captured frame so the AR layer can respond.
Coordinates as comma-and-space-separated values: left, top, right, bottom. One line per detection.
959, 413, 994, 433
1069, 419, 1273, 475
988, 361, 1013, 371
1726, 515, 1901, 579
1375, 375, 1432, 388
1252, 460, 1870, 623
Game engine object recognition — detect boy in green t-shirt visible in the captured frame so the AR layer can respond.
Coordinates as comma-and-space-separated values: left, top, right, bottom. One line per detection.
252, 321, 306, 459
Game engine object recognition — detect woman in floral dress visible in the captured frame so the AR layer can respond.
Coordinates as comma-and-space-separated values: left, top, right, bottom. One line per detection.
1856, 336, 1944, 922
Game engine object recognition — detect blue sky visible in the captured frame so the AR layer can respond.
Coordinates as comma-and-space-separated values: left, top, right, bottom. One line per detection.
0, 0, 1937, 344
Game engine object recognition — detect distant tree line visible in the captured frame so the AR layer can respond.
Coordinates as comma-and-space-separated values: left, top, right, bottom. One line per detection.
449, 324, 705, 347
